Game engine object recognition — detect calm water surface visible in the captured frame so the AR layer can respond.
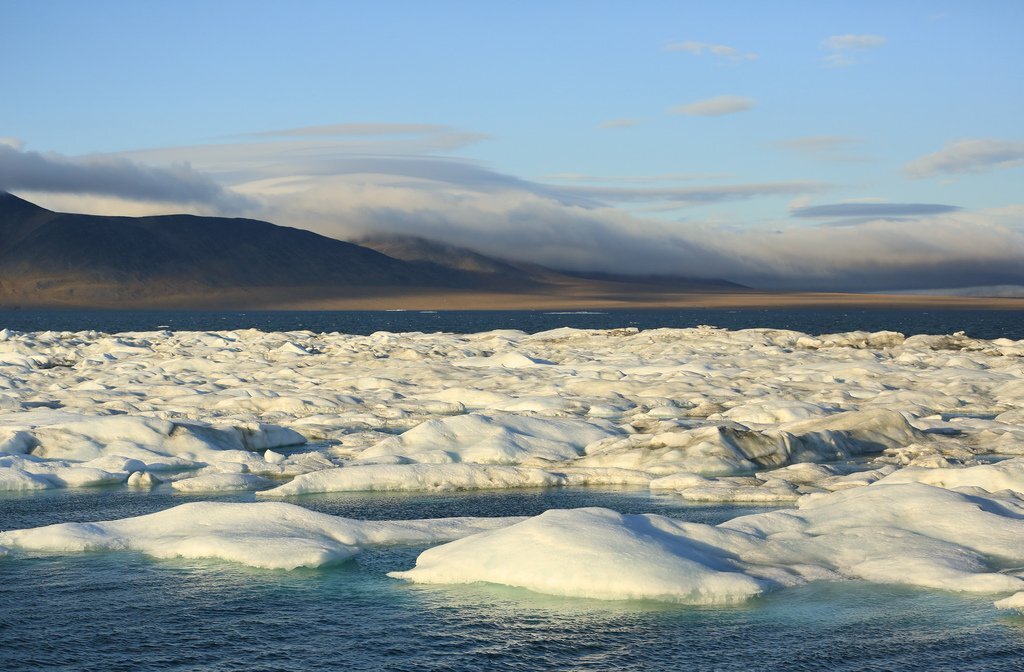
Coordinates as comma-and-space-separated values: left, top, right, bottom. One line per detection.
1, 308, 1023, 339
2, 487, 1024, 671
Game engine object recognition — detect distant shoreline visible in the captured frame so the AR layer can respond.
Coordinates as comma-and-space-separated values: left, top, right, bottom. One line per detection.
3, 288, 1024, 311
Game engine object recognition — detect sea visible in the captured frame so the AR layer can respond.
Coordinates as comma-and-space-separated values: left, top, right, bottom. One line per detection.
2, 308, 1024, 671
0, 307, 1022, 339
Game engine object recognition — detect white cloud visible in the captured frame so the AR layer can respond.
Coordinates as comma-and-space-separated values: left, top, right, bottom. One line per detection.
555, 181, 825, 205
669, 95, 756, 116
821, 34, 885, 66
665, 41, 758, 62
544, 172, 734, 184
823, 34, 886, 51
905, 138, 1024, 178
0, 144, 252, 211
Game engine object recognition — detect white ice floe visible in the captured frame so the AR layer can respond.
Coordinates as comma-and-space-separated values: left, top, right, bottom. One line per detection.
392, 483, 1024, 603
994, 592, 1024, 611
0, 501, 521, 569
390, 507, 767, 604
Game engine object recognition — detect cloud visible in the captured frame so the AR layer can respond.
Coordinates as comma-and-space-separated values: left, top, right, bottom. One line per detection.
670, 95, 756, 116
0, 144, 252, 211
905, 139, 1024, 178
544, 172, 734, 184
822, 34, 885, 66
598, 118, 641, 129
556, 181, 826, 206
247, 175, 1024, 291
665, 41, 758, 62
15, 124, 1024, 293
711, 206, 1024, 290
791, 202, 962, 219
823, 34, 886, 51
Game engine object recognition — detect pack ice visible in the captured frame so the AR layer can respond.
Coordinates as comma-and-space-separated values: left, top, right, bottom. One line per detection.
4, 325, 1024, 606
1, 326, 1021, 495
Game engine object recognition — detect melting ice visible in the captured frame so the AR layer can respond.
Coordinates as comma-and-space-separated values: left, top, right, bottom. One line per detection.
3, 325, 1024, 608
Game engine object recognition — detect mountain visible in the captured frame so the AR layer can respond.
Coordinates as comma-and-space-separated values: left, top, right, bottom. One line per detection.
0, 193, 527, 307
358, 234, 744, 290
0, 193, 749, 309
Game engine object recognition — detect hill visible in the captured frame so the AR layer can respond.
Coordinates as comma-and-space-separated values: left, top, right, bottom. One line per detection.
0, 194, 745, 308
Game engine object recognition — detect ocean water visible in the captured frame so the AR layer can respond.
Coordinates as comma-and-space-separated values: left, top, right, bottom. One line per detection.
1, 307, 1023, 339
3, 487, 1024, 672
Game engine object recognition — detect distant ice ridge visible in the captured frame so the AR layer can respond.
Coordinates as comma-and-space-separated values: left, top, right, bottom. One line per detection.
1, 325, 1024, 499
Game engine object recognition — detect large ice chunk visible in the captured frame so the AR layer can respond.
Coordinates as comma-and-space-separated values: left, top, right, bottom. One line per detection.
0, 502, 521, 570
389, 507, 767, 604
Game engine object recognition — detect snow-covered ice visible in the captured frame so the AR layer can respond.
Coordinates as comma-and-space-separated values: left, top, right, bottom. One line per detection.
0, 501, 521, 569
4, 325, 1024, 605
2, 326, 1023, 497
391, 483, 1024, 602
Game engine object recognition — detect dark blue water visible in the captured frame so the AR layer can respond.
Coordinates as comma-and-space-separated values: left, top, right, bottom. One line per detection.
2, 488, 1023, 671
1, 308, 1022, 339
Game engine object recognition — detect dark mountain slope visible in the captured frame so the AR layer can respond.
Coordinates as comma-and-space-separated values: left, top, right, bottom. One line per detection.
0, 193, 751, 308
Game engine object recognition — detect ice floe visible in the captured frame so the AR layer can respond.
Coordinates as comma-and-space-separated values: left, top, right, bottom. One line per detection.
0, 501, 521, 569
392, 483, 1024, 603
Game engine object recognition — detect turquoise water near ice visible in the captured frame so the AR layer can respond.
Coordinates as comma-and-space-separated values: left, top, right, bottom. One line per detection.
2, 487, 1024, 671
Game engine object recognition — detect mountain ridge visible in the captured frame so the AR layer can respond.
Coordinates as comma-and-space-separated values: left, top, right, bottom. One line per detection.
0, 193, 747, 308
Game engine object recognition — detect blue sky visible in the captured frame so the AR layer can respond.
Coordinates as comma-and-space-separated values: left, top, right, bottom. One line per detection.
2, 1, 1023, 290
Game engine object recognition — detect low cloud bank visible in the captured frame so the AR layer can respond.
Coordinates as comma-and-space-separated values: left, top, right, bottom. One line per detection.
0, 144, 253, 212
6, 134, 1023, 293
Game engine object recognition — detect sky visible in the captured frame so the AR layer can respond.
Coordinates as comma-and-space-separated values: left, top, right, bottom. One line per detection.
1, 0, 1023, 291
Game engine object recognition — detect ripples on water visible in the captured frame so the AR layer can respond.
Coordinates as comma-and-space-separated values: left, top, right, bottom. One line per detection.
3, 487, 1024, 671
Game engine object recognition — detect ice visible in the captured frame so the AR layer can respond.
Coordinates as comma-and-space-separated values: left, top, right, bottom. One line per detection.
874, 458, 1024, 494
393, 483, 1024, 602
258, 463, 565, 495
0, 325, 1023, 502
170, 473, 273, 492
0, 502, 522, 569
359, 413, 620, 465
995, 592, 1024, 611
389, 507, 768, 604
